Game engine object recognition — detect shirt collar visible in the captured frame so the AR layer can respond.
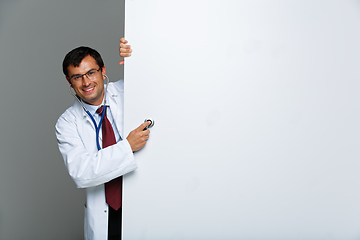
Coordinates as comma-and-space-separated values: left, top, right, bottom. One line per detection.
81, 95, 110, 116
82, 101, 100, 116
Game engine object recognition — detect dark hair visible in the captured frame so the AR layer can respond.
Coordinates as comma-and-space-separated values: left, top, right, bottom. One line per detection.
62, 46, 104, 77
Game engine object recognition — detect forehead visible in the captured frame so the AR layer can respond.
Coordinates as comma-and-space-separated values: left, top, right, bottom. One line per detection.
67, 55, 99, 76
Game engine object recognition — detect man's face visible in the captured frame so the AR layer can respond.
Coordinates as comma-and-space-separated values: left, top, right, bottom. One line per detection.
66, 55, 106, 106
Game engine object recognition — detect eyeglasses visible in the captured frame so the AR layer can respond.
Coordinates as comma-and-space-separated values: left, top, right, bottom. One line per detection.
69, 68, 101, 83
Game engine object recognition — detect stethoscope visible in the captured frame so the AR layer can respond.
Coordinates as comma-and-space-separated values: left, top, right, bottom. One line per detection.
69, 74, 155, 151
69, 74, 110, 151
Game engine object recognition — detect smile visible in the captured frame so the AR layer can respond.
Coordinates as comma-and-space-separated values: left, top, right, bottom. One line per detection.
83, 87, 95, 93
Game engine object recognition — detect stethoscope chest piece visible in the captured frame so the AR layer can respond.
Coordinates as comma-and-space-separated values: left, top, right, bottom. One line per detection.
144, 118, 155, 129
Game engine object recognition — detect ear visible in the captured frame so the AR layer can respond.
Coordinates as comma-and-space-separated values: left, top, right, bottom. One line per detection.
66, 77, 74, 88
101, 66, 107, 79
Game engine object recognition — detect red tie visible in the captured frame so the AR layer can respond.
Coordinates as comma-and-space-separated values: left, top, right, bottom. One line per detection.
97, 106, 122, 210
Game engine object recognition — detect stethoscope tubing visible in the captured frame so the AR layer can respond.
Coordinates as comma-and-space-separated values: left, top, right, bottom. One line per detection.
86, 107, 106, 151
69, 74, 110, 151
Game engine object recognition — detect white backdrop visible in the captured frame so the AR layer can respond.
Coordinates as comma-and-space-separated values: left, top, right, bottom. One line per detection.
123, 1, 360, 239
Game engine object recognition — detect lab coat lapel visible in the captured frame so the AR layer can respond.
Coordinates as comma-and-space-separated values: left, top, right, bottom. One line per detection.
73, 98, 97, 132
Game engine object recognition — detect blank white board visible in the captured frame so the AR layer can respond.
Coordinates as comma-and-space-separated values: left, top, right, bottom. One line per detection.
123, 1, 360, 239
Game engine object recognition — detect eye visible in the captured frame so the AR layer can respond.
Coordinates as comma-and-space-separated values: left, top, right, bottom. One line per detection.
72, 75, 82, 81
87, 70, 96, 76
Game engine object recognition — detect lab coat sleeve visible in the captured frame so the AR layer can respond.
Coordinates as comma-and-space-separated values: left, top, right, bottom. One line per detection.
55, 111, 137, 188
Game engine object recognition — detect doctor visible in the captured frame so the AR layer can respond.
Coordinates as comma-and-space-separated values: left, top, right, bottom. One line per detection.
55, 38, 149, 240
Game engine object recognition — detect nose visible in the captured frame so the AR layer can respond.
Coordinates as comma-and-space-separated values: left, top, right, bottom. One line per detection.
81, 75, 91, 86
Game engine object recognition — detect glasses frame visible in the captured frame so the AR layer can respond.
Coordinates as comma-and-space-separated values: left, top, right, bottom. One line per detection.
68, 68, 101, 83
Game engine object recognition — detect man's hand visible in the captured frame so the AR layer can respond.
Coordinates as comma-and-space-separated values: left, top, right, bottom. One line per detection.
119, 37, 132, 65
126, 121, 151, 152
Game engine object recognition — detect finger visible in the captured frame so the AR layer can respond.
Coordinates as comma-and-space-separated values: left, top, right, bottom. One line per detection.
119, 48, 132, 54
119, 52, 131, 58
138, 121, 151, 131
120, 48, 132, 54
120, 43, 131, 49
120, 37, 128, 44
119, 60, 124, 65
119, 46, 132, 57
142, 132, 150, 140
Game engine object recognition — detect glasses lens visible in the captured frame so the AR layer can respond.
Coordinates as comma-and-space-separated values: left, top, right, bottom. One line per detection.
86, 69, 98, 80
70, 75, 82, 82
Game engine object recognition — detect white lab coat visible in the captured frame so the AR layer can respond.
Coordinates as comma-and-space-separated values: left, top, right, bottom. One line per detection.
55, 80, 137, 240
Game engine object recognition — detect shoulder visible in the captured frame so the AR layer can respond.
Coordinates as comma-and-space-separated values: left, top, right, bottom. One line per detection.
55, 103, 81, 128
107, 79, 124, 94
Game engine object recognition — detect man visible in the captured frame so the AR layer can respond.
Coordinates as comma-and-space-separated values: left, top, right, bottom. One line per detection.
55, 38, 150, 240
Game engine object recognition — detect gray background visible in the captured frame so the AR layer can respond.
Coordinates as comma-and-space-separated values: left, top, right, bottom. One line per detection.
0, 0, 125, 239
123, 0, 360, 239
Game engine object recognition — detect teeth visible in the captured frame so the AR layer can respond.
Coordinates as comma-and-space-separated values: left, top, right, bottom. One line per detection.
84, 87, 94, 92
